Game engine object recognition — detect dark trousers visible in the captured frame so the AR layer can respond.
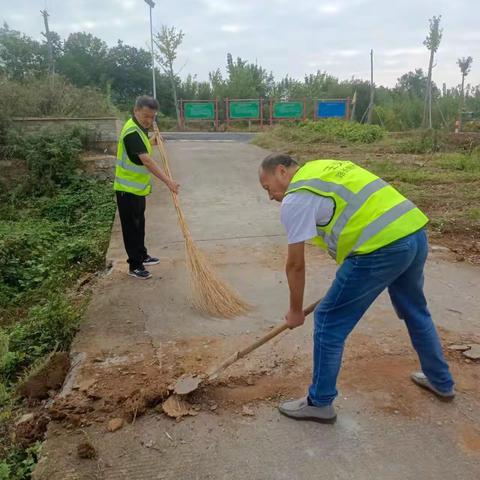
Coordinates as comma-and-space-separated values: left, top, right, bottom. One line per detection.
116, 191, 148, 270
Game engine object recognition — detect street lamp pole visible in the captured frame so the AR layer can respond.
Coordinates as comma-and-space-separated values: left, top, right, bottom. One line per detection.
145, 0, 156, 99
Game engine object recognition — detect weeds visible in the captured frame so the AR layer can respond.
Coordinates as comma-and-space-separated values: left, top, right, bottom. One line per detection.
253, 126, 480, 261
254, 119, 385, 148
0, 127, 115, 478
0, 443, 41, 480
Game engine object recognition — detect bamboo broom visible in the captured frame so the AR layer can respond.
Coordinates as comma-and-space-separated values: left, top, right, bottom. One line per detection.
152, 123, 251, 318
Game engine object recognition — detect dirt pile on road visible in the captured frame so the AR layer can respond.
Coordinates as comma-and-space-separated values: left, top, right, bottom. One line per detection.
12, 327, 479, 446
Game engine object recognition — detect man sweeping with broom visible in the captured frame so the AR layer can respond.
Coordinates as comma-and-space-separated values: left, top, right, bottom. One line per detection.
114, 95, 179, 279
258, 153, 455, 423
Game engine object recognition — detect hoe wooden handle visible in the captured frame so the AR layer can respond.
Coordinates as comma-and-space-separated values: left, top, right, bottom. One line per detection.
207, 299, 321, 380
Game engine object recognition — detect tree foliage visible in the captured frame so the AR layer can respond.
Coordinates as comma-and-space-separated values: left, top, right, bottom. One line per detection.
423, 15, 443, 128
0, 22, 479, 130
153, 26, 185, 123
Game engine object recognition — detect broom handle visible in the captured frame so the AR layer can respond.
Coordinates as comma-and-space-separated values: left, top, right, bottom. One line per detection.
152, 122, 191, 238
207, 299, 321, 380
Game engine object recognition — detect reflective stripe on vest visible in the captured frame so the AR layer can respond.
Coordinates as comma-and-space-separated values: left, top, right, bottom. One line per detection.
287, 176, 389, 257
114, 177, 150, 191
286, 160, 428, 263
114, 118, 152, 196
116, 150, 149, 174
350, 199, 416, 253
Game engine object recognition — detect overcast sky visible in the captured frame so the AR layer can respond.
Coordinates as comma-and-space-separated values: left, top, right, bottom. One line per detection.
3, 0, 480, 88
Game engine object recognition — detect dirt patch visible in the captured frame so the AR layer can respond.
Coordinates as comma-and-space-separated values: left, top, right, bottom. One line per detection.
197, 367, 307, 409
50, 354, 169, 425
162, 395, 199, 418
432, 232, 480, 265
178, 331, 480, 422
47, 335, 256, 425
458, 424, 480, 454
45, 328, 480, 430
17, 352, 70, 401
10, 412, 50, 448
77, 440, 97, 459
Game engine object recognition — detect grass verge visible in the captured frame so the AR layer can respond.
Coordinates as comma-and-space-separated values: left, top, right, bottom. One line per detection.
253, 125, 480, 263
0, 170, 115, 477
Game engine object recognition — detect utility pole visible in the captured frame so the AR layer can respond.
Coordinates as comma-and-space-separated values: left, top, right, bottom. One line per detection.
367, 49, 374, 124
40, 9, 54, 78
144, 0, 157, 99
350, 90, 357, 121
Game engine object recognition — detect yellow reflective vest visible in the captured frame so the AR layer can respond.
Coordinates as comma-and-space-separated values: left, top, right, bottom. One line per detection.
114, 118, 152, 196
286, 160, 429, 264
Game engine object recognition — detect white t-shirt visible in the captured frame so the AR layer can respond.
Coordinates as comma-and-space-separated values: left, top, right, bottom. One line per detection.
281, 192, 335, 244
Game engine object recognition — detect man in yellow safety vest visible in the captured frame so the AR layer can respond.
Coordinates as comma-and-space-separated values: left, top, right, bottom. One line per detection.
259, 153, 454, 423
114, 96, 179, 279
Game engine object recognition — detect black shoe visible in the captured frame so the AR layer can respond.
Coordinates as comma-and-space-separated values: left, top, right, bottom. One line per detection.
128, 268, 152, 279
143, 255, 160, 266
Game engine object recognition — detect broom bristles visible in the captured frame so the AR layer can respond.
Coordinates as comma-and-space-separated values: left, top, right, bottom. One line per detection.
153, 124, 251, 318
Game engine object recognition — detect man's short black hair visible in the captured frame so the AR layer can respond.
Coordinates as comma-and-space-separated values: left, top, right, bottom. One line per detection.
135, 95, 159, 110
260, 153, 299, 173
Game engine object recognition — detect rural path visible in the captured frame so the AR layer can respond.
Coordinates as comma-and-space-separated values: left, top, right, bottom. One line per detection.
34, 139, 480, 479
160, 131, 256, 143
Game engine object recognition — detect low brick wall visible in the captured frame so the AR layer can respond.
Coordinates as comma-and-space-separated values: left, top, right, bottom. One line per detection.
12, 117, 122, 153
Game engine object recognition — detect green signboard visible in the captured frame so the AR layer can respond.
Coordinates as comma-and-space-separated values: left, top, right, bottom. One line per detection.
273, 101, 303, 119
184, 102, 215, 120
229, 101, 260, 119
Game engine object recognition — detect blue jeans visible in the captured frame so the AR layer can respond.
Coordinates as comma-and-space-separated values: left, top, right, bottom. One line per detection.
308, 228, 454, 406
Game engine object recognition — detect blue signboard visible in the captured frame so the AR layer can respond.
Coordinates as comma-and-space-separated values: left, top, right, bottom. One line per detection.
316, 100, 347, 118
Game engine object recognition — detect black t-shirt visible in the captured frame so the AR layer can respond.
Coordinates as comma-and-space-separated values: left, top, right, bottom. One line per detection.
123, 117, 150, 166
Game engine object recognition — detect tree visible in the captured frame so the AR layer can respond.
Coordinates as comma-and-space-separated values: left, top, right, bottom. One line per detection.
153, 25, 185, 124
0, 23, 48, 80
57, 32, 109, 88
457, 56, 473, 106
396, 69, 429, 98
106, 41, 153, 108
224, 53, 274, 98
422, 15, 443, 129
179, 74, 212, 101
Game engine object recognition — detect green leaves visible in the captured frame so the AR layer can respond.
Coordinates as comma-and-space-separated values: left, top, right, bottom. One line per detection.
0, 179, 115, 309
0, 442, 41, 480
267, 119, 385, 145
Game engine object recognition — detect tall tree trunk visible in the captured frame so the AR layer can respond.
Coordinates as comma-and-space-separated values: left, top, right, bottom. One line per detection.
367, 50, 375, 124
459, 74, 466, 131
423, 50, 434, 128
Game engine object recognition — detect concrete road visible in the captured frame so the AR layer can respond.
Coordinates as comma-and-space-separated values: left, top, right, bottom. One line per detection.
161, 131, 256, 143
34, 139, 480, 480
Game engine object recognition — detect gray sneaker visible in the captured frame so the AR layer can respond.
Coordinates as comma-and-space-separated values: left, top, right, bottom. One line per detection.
278, 397, 337, 424
410, 372, 455, 401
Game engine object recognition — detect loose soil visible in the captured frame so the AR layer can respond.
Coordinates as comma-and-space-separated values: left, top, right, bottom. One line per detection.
20, 327, 478, 439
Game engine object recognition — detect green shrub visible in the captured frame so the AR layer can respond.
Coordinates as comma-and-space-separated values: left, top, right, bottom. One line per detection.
0, 443, 41, 480
392, 131, 480, 155
155, 115, 178, 131
0, 220, 57, 302
0, 75, 115, 118
2, 295, 82, 382
392, 130, 440, 154
0, 463, 10, 480
24, 129, 82, 191
438, 152, 480, 173
300, 119, 385, 143
262, 119, 386, 145
4, 127, 83, 196
0, 179, 115, 310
